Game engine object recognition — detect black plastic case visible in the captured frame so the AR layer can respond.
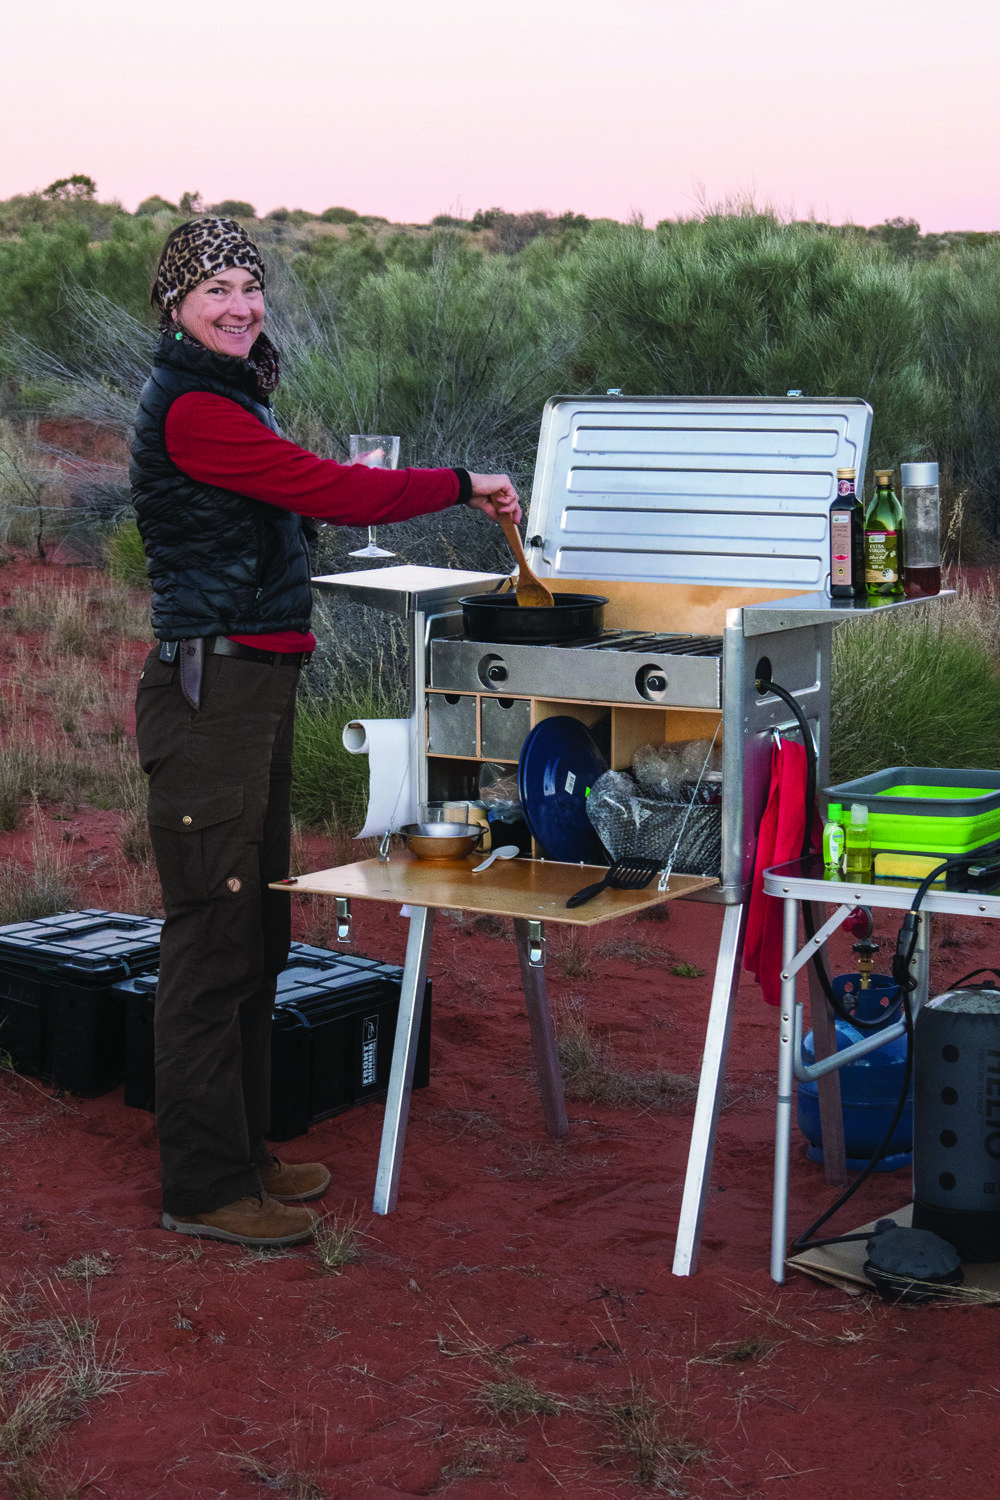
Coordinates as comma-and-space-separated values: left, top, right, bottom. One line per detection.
117, 942, 431, 1138
0, 910, 162, 1096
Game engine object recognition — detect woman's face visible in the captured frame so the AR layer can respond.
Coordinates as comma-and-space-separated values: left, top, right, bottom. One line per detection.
172, 267, 264, 359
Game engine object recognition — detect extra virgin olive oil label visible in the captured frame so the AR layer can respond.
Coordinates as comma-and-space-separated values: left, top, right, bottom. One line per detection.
866, 529, 899, 585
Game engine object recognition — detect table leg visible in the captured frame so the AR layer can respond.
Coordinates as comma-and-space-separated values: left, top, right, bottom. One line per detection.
671, 902, 747, 1277
770, 894, 801, 1283
805, 901, 846, 1186
373, 905, 436, 1215
513, 918, 569, 1139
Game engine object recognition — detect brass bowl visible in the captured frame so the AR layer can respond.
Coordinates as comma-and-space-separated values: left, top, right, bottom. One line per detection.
400, 822, 484, 862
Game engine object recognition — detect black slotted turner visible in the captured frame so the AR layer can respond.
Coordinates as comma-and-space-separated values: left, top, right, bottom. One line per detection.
566, 858, 662, 909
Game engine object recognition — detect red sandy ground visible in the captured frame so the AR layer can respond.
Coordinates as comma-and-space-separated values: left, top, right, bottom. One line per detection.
1, 554, 998, 1500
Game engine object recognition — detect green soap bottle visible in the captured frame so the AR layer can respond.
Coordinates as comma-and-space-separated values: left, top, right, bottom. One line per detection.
844, 802, 872, 878
865, 469, 904, 597
823, 802, 845, 873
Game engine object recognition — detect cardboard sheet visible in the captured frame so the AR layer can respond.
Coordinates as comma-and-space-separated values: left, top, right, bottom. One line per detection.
787, 1202, 1000, 1300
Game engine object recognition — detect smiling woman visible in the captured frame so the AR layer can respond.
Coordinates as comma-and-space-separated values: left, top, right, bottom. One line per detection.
130, 215, 522, 1255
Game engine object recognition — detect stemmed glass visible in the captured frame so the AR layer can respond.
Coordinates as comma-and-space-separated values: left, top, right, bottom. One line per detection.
348, 434, 400, 559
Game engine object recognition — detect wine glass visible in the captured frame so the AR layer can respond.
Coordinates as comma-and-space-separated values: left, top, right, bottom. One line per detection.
348, 434, 400, 559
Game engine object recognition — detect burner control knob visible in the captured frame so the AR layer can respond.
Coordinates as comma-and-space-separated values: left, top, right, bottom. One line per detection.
477, 653, 509, 688
637, 665, 669, 702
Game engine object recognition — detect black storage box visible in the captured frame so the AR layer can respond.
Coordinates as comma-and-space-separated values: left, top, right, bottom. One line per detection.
118, 942, 431, 1139
0, 910, 162, 1096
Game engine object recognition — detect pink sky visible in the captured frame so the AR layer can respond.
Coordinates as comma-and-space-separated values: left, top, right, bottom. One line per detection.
3, 0, 997, 232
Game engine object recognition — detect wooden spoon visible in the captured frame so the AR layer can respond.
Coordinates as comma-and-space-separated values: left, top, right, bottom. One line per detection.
499, 515, 554, 607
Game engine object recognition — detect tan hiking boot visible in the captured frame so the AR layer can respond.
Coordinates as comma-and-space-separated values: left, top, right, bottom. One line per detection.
162, 1192, 317, 1246
259, 1155, 331, 1202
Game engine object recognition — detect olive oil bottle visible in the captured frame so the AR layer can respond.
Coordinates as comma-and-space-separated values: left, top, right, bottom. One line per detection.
865, 469, 904, 597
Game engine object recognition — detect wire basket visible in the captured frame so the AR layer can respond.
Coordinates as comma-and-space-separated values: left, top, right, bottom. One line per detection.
586, 771, 722, 878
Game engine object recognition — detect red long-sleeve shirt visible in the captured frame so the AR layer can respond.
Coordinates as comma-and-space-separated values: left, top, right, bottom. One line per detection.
164, 392, 464, 652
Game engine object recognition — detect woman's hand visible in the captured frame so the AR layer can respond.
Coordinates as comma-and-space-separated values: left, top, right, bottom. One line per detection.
467, 473, 521, 525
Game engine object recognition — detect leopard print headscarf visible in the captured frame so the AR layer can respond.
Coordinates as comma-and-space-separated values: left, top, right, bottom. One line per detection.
151, 217, 280, 395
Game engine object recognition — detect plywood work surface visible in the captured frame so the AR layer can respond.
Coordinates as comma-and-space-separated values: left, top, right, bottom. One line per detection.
272, 854, 716, 927
549, 578, 801, 635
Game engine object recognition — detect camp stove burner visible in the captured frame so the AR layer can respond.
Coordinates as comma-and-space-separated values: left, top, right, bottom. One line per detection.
430, 629, 725, 708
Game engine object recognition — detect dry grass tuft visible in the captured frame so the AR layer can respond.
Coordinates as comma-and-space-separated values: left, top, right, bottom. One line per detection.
0, 1453, 86, 1500
0, 1281, 147, 1475
440, 1434, 525, 1482
593, 932, 668, 967
313, 1209, 371, 1275
692, 1333, 780, 1367
590, 1378, 707, 1494
3, 580, 148, 653
222, 1449, 323, 1500
549, 929, 593, 979
54, 1254, 115, 1289
555, 1001, 697, 1110
0, 812, 82, 925
475, 1373, 563, 1420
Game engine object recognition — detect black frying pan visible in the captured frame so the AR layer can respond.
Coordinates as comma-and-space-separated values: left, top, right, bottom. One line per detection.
459, 592, 608, 645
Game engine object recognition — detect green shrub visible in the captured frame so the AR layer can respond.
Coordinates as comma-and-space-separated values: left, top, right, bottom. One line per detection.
105, 517, 150, 588
830, 585, 1000, 785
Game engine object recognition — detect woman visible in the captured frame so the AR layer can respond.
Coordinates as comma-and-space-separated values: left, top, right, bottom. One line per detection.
131, 217, 520, 1248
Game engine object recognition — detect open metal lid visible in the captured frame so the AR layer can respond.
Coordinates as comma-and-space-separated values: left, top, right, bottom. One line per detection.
525, 395, 873, 591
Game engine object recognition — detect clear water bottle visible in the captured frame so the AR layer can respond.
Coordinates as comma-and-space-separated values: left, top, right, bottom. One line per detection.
900, 461, 941, 597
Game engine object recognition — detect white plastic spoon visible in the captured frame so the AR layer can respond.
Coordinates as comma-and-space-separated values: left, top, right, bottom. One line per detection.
471, 844, 520, 874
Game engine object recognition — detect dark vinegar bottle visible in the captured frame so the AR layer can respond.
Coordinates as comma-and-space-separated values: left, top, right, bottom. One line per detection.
829, 467, 865, 598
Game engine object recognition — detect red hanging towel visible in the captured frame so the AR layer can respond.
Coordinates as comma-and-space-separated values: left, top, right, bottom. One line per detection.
744, 736, 821, 1006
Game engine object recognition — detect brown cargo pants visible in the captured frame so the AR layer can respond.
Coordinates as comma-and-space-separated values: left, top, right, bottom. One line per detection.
135, 646, 300, 1216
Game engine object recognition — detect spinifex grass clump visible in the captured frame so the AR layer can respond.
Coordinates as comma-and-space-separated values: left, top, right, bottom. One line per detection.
830, 580, 1000, 785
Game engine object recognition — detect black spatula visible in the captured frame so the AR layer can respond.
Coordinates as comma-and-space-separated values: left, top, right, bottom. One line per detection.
566, 858, 662, 909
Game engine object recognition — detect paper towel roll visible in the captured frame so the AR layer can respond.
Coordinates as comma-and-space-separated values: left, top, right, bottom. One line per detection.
342, 717, 418, 838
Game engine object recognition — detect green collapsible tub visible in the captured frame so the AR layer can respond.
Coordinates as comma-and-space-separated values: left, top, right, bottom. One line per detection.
824, 768, 1000, 856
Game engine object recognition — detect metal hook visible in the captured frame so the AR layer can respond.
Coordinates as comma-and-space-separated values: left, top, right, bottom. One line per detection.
335, 897, 353, 943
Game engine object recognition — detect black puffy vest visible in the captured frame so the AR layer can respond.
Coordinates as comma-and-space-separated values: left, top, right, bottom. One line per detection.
129, 333, 312, 639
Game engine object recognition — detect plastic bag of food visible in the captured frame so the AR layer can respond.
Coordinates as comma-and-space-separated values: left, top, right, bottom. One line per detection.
478, 762, 522, 822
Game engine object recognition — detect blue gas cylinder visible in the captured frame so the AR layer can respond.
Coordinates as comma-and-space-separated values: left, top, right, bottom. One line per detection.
797, 973, 913, 1172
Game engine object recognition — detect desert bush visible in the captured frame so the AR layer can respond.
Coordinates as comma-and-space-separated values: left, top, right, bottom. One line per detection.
918, 245, 1000, 532
0, 218, 161, 357
208, 199, 257, 220
275, 234, 580, 495
573, 213, 940, 481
